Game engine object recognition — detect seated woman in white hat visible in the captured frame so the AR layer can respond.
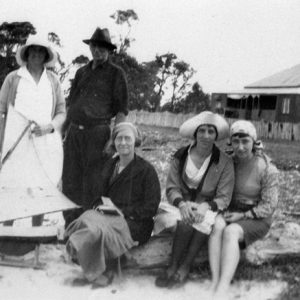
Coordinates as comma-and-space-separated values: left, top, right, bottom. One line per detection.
0, 35, 65, 230
208, 120, 279, 298
65, 122, 161, 287
155, 111, 234, 288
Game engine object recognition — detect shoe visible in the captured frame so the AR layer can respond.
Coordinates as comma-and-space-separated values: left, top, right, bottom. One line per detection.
91, 271, 114, 289
71, 257, 79, 265
155, 271, 171, 288
71, 277, 90, 287
167, 272, 188, 289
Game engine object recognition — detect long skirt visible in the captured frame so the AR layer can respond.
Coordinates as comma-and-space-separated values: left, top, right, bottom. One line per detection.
65, 210, 136, 282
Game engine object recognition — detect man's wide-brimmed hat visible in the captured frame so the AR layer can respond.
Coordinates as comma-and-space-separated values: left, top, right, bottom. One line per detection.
16, 35, 57, 68
83, 27, 117, 51
179, 111, 229, 141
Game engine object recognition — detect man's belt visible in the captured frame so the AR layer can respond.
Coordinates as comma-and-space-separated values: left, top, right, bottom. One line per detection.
70, 120, 110, 130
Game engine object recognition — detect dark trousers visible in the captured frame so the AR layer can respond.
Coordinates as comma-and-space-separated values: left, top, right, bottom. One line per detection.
62, 124, 111, 227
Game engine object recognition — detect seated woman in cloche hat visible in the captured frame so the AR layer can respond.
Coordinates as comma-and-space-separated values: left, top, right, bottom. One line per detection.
208, 120, 279, 299
65, 122, 161, 288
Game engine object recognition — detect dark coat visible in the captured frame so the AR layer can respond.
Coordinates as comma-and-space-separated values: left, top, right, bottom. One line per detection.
93, 154, 161, 244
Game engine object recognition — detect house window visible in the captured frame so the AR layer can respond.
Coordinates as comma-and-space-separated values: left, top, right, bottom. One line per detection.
282, 97, 290, 114
260, 95, 277, 109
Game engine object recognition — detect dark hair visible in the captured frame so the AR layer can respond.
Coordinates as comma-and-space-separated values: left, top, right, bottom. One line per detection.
231, 132, 250, 139
23, 46, 50, 63
193, 124, 218, 140
229, 132, 258, 152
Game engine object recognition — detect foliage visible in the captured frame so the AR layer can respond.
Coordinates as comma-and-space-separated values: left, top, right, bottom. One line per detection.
110, 9, 138, 54
0, 14, 207, 114
169, 82, 211, 113
109, 10, 200, 112
47, 32, 65, 73
59, 54, 89, 84
154, 53, 176, 99
110, 9, 160, 111
0, 21, 36, 86
112, 52, 158, 111
169, 60, 195, 108
153, 53, 197, 112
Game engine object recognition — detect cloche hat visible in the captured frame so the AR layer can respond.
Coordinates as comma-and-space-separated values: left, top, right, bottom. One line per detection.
112, 122, 142, 147
230, 120, 257, 141
83, 27, 117, 51
15, 34, 57, 68
179, 111, 229, 141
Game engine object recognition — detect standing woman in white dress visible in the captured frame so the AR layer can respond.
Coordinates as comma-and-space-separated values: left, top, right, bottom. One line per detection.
0, 35, 66, 229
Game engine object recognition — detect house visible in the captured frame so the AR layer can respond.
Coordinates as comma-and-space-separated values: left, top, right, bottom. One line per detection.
211, 64, 300, 123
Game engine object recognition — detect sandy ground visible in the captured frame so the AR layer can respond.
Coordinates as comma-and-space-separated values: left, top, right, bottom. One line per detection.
0, 213, 287, 300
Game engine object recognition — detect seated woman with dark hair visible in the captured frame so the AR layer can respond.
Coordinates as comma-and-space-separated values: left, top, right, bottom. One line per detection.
155, 111, 234, 288
208, 120, 279, 299
65, 122, 161, 287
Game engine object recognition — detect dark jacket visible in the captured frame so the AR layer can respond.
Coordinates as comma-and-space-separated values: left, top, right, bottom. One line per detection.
65, 59, 128, 127
166, 144, 234, 212
93, 154, 161, 244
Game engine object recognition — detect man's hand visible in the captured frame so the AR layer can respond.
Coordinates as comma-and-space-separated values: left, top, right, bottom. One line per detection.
31, 124, 54, 137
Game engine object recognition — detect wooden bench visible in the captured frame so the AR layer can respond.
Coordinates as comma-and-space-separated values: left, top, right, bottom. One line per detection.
0, 226, 58, 269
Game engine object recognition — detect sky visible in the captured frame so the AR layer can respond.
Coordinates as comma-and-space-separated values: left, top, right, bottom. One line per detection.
1, 0, 300, 93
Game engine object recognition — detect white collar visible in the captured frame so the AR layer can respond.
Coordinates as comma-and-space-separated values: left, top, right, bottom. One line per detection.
17, 66, 47, 84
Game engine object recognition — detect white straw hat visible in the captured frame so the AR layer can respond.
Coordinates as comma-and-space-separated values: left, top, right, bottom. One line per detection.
15, 34, 57, 68
179, 111, 229, 141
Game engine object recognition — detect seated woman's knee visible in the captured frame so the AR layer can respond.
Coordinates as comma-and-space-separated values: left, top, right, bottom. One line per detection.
211, 214, 226, 234
223, 224, 243, 242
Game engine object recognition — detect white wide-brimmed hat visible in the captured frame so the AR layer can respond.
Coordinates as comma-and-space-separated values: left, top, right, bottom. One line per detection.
179, 111, 229, 141
16, 35, 57, 68
230, 120, 257, 141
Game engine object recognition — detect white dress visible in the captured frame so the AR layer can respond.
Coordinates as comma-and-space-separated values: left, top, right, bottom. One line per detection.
13, 66, 63, 186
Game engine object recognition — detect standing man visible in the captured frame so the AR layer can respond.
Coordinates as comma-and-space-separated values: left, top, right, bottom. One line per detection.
62, 28, 128, 228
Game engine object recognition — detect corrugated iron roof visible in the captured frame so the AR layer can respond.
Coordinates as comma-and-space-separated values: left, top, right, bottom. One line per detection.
245, 64, 300, 88
213, 87, 300, 95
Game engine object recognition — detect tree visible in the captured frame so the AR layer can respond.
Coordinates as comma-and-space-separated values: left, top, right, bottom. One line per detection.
153, 53, 177, 109
110, 9, 160, 111
0, 21, 36, 86
110, 9, 138, 54
112, 52, 158, 111
47, 32, 65, 73
169, 61, 195, 110
174, 82, 211, 113
47, 32, 89, 99
61, 55, 89, 106
153, 53, 196, 112
58, 54, 89, 83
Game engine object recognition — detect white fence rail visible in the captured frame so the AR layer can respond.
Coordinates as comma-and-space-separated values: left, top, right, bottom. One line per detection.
127, 110, 300, 141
